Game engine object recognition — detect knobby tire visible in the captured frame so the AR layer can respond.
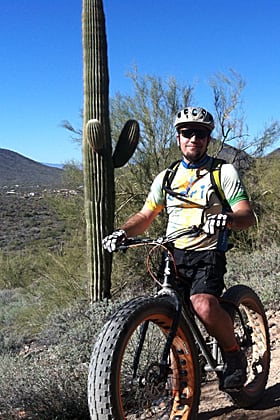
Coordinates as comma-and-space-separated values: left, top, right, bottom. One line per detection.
88, 295, 201, 419
222, 285, 270, 408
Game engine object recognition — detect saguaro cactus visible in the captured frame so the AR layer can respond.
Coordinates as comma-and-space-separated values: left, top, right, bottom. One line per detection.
82, 0, 139, 302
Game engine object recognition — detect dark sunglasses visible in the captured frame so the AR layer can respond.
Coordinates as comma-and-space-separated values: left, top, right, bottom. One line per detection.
179, 128, 209, 139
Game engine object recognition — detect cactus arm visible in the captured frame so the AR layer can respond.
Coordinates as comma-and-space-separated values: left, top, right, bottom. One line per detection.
86, 119, 104, 152
113, 120, 140, 168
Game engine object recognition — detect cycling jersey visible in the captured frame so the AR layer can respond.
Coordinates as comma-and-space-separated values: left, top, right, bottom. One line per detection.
143, 156, 249, 251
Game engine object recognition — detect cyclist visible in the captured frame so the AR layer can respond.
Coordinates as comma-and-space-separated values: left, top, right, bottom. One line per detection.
103, 106, 255, 390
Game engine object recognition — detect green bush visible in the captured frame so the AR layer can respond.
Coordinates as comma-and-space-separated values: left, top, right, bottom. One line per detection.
225, 244, 280, 306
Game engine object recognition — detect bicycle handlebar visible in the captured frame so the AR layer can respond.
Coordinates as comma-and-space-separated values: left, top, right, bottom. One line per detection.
117, 225, 204, 251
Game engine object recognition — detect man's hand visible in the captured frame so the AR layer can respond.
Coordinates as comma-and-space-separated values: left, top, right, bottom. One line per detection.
102, 229, 127, 252
203, 214, 230, 235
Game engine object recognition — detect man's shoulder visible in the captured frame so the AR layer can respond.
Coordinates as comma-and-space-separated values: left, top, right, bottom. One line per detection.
157, 160, 182, 185
220, 162, 240, 178
206, 156, 239, 177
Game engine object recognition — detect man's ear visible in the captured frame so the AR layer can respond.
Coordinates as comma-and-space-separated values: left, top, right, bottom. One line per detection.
176, 134, 180, 147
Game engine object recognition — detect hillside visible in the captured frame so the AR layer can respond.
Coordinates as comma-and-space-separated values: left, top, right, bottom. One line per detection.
0, 148, 63, 188
0, 146, 278, 189
267, 147, 280, 158
0, 149, 76, 252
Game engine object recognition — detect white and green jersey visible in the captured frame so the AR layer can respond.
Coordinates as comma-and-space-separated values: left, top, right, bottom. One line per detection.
143, 156, 249, 251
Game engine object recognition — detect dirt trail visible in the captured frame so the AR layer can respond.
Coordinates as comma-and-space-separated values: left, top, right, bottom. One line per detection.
198, 310, 280, 420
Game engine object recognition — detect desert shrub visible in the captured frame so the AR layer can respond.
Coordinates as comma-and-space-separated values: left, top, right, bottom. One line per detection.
0, 288, 33, 353
245, 156, 280, 249
0, 299, 121, 419
225, 243, 280, 306
0, 352, 90, 420
0, 223, 88, 337
0, 250, 39, 289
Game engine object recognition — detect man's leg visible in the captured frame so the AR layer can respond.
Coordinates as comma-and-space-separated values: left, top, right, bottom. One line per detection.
190, 293, 247, 389
190, 293, 236, 348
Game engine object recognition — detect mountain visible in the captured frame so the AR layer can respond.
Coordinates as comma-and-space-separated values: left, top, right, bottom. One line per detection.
267, 148, 280, 158
43, 163, 64, 169
210, 141, 253, 172
0, 148, 63, 188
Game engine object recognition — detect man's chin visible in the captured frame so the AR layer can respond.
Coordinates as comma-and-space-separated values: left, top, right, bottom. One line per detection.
184, 153, 204, 163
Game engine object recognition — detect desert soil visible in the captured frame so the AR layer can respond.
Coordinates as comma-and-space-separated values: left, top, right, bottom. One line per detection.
198, 309, 280, 420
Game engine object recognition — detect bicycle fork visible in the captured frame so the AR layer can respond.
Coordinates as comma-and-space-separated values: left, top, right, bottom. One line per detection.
132, 299, 181, 382
132, 252, 182, 381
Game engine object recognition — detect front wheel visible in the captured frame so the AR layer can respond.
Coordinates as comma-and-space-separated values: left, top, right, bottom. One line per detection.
88, 295, 201, 419
222, 285, 270, 408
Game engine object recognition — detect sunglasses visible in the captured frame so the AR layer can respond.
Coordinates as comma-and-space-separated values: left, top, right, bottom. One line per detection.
179, 128, 209, 139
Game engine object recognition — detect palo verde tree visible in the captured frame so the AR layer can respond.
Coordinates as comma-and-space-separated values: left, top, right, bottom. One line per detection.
110, 67, 193, 231
209, 69, 280, 248
209, 69, 280, 161
109, 67, 280, 252
82, 0, 139, 302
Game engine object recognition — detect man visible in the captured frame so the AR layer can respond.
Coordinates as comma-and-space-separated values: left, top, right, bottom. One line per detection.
103, 106, 255, 390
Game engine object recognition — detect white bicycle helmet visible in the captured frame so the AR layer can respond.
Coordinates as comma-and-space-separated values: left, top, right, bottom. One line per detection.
174, 107, 214, 132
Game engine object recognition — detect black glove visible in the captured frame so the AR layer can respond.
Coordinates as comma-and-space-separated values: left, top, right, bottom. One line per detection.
203, 214, 229, 235
102, 229, 127, 252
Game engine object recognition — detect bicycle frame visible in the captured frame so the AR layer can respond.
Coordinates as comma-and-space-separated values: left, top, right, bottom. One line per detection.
181, 302, 224, 373
119, 228, 253, 383
132, 251, 224, 381
161, 251, 224, 374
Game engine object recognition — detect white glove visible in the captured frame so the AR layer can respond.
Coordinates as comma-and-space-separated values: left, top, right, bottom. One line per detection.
203, 214, 229, 235
102, 229, 127, 252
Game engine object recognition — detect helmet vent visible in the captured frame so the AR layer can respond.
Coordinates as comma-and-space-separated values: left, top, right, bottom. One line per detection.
174, 106, 214, 131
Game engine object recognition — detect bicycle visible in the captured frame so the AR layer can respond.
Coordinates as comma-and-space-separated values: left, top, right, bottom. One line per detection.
88, 226, 270, 419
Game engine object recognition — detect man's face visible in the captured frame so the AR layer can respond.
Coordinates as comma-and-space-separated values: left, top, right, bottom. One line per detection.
177, 124, 211, 163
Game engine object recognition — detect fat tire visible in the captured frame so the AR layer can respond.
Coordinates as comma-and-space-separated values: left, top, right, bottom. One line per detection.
222, 285, 270, 408
88, 295, 201, 419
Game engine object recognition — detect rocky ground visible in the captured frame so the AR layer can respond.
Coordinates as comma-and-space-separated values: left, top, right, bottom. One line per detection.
198, 310, 280, 420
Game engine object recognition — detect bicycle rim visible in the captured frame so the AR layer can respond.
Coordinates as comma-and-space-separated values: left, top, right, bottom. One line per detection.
222, 285, 270, 408
88, 295, 200, 419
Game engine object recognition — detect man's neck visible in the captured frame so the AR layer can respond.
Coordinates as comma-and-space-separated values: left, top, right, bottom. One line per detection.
182, 154, 210, 169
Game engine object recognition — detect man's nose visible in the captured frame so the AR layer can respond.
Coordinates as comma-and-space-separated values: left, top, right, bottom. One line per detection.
190, 135, 198, 142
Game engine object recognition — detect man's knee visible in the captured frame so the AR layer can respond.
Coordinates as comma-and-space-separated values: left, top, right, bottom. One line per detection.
190, 293, 219, 321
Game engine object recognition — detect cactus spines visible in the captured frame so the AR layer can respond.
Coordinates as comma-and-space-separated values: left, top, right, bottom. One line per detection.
112, 120, 140, 168
86, 119, 104, 152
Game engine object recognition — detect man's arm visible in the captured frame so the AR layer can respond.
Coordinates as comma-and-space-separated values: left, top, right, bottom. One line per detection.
228, 200, 255, 230
103, 206, 160, 253
119, 207, 160, 237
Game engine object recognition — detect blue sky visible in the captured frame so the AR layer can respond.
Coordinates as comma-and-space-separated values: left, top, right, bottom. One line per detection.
1, 0, 280, 164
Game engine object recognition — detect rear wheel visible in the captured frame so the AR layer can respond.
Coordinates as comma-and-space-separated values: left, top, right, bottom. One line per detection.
222, 285, 270, 408
88, 295, 201, 419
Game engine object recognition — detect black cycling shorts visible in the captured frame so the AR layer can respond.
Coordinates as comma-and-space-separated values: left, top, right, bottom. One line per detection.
164, 249, 227, 298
